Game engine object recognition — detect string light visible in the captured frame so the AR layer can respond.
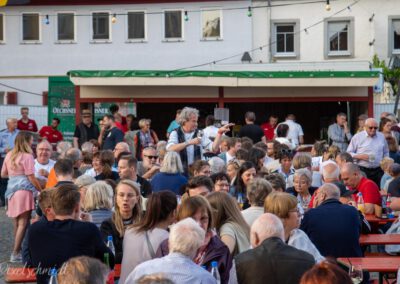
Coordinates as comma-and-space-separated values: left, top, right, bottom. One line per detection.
247, 7, 252, 17
304, 28, 309, 34
44, 14, 49, 25
111, 13, 117, 23
347, 6, 352, 12
325, 0, 331, 11
184, 11, 189, 21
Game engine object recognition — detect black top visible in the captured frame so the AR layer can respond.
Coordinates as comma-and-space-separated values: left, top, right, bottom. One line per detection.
136, 175, 153, 197
95, 171, 120, 181
73, 122, 100, 146
102, 127, 124, 151
28, 218, 114, 284
100, 217, 134, 264
238, 124, 264, 143
388, 176, 400, 197
235, 237, 314, 284
300, 199, 362, 258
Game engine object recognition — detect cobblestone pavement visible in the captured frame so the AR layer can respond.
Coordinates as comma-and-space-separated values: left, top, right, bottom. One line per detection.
0, 207, 13, 284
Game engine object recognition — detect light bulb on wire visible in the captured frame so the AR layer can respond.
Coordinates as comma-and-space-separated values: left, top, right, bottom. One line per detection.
325, 0, 331, 11
45, 15, 50, 25
184, 11, 189, 21
247, 7, 252, 17
111, 14, 117, 24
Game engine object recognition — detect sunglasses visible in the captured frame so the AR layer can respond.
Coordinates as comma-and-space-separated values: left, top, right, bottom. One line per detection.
368, 126, 378, 130
144, 155, 158, 160
280, 149, 293, 155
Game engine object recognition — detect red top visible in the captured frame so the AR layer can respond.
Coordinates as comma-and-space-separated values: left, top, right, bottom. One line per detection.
17, 119, 38, 132
39, 126, 64, 144
355, 177, 382, 206
260, 122, 276, 140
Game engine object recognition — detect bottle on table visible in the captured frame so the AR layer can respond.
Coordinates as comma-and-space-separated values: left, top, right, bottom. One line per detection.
357, 193, 365, 214
387, 194, 394, 218
381, 195, 388, 218
211, 261, 221, 284
107, 235, 115, 256
48, 268, 58, 284
104, 253, 115, 284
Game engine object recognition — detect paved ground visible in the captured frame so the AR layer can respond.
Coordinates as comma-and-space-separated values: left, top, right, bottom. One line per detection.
0, 207, 14, 284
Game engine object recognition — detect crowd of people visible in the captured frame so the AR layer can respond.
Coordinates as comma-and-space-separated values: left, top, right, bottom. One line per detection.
1, 104, 400, 284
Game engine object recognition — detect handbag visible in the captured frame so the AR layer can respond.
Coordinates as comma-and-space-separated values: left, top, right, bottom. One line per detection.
385, 218, 400, 255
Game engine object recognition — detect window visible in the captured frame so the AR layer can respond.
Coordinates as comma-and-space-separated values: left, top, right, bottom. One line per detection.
164, 10, 183, 40
22, 13, 40, 42
389, 18, 400, 55
92, 12, 110, 41
271, 20, 300, 58
57, 13, 75, 41
201, 10, 222, 40
0, 14, 4, 42
276, 25, 294, 53
127, 11, 146, 41
325, 18, 354, 58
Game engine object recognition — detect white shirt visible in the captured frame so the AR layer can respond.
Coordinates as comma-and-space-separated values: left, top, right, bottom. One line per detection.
276, 119, 304, 147
226, 151, 235, 163
166, 129, 212, 166
34, 159, 55, 181
203, 125, 219, 141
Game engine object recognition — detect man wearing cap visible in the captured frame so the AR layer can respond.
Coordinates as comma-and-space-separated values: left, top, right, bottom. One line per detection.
301, 183, 362, 258
347, 118, 389, 187
73, 110, 100, 149
328, 113, 352, 152
340, 163, 382, 215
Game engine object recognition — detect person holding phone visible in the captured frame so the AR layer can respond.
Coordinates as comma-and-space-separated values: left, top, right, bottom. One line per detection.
328, 112, 352, 152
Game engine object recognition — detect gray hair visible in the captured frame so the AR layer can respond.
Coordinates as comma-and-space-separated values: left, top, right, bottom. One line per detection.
341, 162, 361, 175
322, 163, 340, 180
65, 148, 83, 163
57, 141, 73, 158
37, 140, 52, 151
251, 213, 284, 247
74, 175, 96, 189
169, 218, 205, 259
81, 141, 94, 153
318, 183, 340, 200
115, 142, 130, 152
208, 157, 226, 174
247, 178, 273, 206
84, 181, 114, 211
160, 151, 184, 174
177, 107, 199, 126
293, 168, 312, 185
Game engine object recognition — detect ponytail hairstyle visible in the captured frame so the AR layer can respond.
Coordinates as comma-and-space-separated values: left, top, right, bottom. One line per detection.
99, 150, 115, 178
133, 191, 177, 233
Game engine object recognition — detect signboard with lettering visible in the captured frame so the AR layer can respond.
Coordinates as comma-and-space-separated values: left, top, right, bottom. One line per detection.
48, 76, 137, 142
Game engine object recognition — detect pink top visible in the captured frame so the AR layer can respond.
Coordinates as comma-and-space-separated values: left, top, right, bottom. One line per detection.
1, 152, 35, 177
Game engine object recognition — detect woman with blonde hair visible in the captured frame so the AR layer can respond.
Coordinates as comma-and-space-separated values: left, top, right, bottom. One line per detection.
1, 131, 42, 262
264, 192, 324, 263
84, 181, 114, 227
207, 191, 250, 256
150, 151, 188, 195
120, 190, 177, 284
156, 196, 232, 283
100, 179, 142, 263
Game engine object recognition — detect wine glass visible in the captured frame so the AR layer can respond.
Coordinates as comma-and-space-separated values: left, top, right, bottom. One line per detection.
349, 265, 363, 284
197, 130, 204, 140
